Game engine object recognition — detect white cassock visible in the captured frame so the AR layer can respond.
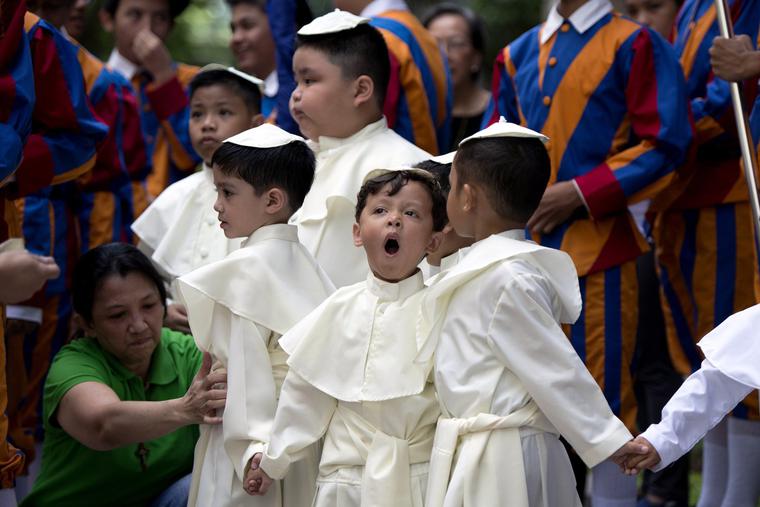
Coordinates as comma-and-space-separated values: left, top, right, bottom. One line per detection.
176, 223, 335, 507
640, 303, 760, 472
418, 230, 633, 507
131, 164, 241, 282
291, 117, 430, 288
260, 271, 439, 507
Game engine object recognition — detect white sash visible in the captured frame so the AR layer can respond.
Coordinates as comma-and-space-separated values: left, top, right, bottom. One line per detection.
335, 404, 435, 507
425, 402, 555, 507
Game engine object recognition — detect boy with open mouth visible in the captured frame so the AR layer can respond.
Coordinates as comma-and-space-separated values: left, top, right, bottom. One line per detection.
244, 168, 446, 507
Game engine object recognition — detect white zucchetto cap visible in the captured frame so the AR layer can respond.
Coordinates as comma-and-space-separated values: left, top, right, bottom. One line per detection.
197, 63, 265, 93
224, 123, 306, 149
297, 9, 370, 36
460, 116, 548, 145
430, 151, 455, 165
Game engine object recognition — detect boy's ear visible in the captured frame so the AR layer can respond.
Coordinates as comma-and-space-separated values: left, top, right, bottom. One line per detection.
425, 231, 444, 255
251, 113, 265, 128
264, 188, 287, 214
462, 183, 476, 213
99, 9, 115, 33
352, 222, 364, 247
442, 223, 454, 234
352, 75, 374, 107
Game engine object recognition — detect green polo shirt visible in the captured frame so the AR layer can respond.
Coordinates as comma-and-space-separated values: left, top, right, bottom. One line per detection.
21, 328, 202, 507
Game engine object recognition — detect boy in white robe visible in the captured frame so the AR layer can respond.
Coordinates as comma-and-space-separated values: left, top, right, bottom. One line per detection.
244, 168, 447, 507
176, 124, 335, 507
132, 64, 264, 332
288, 10, 430, 288
621, 303, 760, 482
418, 119, 647, 507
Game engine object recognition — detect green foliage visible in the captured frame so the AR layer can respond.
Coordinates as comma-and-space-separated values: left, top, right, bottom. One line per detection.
80, 0, 234, 65
79, 0, 541, 70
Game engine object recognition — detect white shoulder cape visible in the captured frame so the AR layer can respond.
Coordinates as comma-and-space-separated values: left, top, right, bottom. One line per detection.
417, 231, 582, 363
280, 271, 431, 402
176, 223, 335, 348
698, 303, 760, 389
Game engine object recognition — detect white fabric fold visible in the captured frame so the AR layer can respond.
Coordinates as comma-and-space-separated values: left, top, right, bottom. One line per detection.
337, 404, 434, 507
282, 271, 431, 401
417, 230, 581, 364
697, 303, 760, 389
425, 402, 555, 507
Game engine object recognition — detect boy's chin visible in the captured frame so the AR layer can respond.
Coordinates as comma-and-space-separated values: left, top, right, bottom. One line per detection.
368, 261, 420, 283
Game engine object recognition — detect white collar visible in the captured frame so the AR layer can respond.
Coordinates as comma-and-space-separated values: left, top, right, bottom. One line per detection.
366, 270, 424, 302
540, 0, 613, 45
240, 223, 299, 248
107, 49, 140, 81
360, 0, 409, 18
311, 116, 387, 152
498, 229, 527, 241
264, 71, 278, 98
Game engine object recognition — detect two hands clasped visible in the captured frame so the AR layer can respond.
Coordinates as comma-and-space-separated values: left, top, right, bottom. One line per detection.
244, 453, 272, 496
240, 437, 663, 497
610, 436, 662, 476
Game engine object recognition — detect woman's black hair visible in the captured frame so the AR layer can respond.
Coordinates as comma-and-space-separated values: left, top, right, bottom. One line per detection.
422, 2, 487, 81
72, 243, 167, 323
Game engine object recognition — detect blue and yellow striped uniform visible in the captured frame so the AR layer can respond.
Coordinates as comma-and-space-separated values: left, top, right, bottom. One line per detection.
650, 0, 760, 421
370, 10, 452, 155
129, 63, 199, 201
73, 43, 147, 250
485, 12, 691, 429
5, 13, 107, 474
0, 0, 33, 489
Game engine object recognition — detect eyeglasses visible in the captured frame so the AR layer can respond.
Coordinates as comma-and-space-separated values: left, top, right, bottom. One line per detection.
438, 38, 471, 53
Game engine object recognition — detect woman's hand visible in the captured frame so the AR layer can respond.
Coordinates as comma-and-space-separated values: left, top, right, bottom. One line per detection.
176, 352, 227, 425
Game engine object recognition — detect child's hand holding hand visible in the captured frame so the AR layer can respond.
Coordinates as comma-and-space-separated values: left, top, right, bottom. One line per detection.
610, 436, 660, 475
244, 453, 273, 496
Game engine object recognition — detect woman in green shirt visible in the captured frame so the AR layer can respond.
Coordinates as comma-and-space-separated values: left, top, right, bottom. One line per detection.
22, 243, 227, 507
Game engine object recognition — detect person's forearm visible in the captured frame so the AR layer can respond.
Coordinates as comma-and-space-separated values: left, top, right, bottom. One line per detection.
90, 398, 192, 450
641, 360, 752, 471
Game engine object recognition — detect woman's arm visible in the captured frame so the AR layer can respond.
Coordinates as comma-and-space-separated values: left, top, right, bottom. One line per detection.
56, 352, 226, 451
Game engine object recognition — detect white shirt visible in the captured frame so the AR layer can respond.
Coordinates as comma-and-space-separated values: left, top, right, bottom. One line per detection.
640, 359, 751, 472
640, 303, 760, 471
106, 49, 139, 81
264, 70, 278, 98
360, 0, 409, 17
541, 0, 614, 45
292, 117, 430, 288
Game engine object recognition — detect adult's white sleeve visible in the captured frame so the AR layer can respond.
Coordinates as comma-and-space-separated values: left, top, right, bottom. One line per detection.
641, 359, 752, 472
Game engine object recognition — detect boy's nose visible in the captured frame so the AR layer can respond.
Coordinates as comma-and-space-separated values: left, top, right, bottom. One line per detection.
387, 215, 401, 227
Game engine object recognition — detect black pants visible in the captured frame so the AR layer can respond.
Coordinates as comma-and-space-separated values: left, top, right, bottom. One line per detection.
633, 250, 689, 504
